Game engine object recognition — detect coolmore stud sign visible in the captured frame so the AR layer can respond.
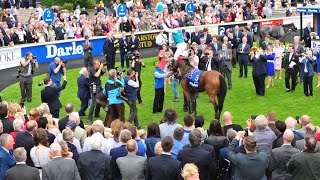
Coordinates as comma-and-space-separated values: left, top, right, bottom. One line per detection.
185, 2, 195, 15
117, 4, 127, 17
43, 9, 54, 25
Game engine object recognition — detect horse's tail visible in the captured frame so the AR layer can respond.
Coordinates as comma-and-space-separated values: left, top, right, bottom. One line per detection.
217, 74, 227, 120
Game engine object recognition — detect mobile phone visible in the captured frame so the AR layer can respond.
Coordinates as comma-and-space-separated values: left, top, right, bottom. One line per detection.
244, 128, 249, 137
20, 102, 25, 108
296, 116, 300, 124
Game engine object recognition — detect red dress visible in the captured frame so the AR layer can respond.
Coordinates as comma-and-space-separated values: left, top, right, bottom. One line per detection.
158, 50, 166, 70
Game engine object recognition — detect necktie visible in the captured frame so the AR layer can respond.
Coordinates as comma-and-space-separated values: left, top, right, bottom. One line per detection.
295, 45, 298, 52
215, 43, 217, 50
304, 59, 308, 73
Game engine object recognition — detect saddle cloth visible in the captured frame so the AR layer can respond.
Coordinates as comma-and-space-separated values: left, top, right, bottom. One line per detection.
187, 68, 203, 88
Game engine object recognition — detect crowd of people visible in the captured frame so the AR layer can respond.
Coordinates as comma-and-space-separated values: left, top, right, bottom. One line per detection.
0, 0, 296, 47
1, 99, 320, 180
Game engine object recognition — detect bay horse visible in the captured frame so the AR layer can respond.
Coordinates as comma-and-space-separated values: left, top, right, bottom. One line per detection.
256, 23, 297, 46
171, 59, 227, 120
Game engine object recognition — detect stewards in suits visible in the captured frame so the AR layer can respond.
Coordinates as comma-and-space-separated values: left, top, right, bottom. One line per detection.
119, 31, 130, 69
303, 22, 314, 48
287, 136, 320, 180
41, 75, 67, 118
217, 44, 233, 90
227, 131, 268, 180
228, 32, 238, 68
268, 129, 300, 180
0, 134, 16, 180
250, 48, 267, 96
129, 32, 139, 52
42, 143, 81, 180
200, 28, 212, 45
293, 36, 305, 83
82, 35, 93, 69
77, 68, 90, 117
178, 129, 216, 180
191, 28, 201, 44
4, 147, 40, 180
15, 120, 37, 167
237, 37, 251, 78
300, 51, 315, 97
182, 29, 190, 43
241, 27, 253, 48
78, 133, 112, 180
146, 136, 181, 180
103, 33, 117, 70
117, 139, 146, 180
285, 46, 299, 92
211, 36, 222, 54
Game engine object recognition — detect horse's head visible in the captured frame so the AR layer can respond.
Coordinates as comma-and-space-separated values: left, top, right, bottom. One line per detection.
290, 23, 298, 32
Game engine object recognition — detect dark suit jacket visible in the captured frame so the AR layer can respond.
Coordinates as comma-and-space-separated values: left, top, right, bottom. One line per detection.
42, 157, 80, 180
0, 146, 15, 180
241, 34, 253, 47
4, 164, 40, 180
191, 32, 200, 44
217, 49, 233, 71
15, 131, 34, 167
146, 154, 181, 180
0, 38, 5, 47
82, 41, 93, 58
1, 117, 14, 134
300, 56, 315, 77
183, 143, 216, 160
25, 30, 35, 43
268, 145, 300, 180
78, 149, 112, 180
199, 56, 218, 71
303, 27, 314, 40
129, 38, 139, 52
237, 43, 251, 62
293, 44, 304, 56
211, 42, 222, 54
182, 31, 190, 43
250, 55, 267, 76
77, 75, 90, 99
119, 37, 129, 52
103, 38, 115, 56
261, 41, 272, 51
178, 146, 216, 180
41, 80, 67, 112
200, 33, 212, 44
58, 115, 69, 132
110, 145, 127, 180
285, 52, 299, 73
3, 34, 11, 46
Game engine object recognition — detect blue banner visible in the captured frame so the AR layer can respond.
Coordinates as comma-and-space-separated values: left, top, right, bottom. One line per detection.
21, 38, 106, 64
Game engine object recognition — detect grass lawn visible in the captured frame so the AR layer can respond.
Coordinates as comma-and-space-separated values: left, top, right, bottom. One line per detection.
1, 57, 319, 129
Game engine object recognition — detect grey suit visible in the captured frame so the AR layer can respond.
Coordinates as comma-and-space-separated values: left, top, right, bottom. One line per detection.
82, 41, 93, 68
42, 157, 81, 180
295, 139, 320, 152
217, 49, 232, 89
116, 153, 146, 180
268, 145, 300, 180
4, 164, 40, 180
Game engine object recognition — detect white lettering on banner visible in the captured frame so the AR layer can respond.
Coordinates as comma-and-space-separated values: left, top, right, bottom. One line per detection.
311, 40, 320, 49
46, 42, 83, 58
0, 47, 21, 70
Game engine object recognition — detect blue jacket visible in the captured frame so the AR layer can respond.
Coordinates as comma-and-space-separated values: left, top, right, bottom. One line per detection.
0, 146, 16, 180
237, 43, 251, 62
300, 56, 315, 77
124, 77, 138, 101
77, 74, 90, 99
119, 37, 129, 52
154, 68, 167, 89
103, 78, 125, 105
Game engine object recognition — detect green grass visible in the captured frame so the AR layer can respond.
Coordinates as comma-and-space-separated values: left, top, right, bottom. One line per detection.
1, 57, 319, 129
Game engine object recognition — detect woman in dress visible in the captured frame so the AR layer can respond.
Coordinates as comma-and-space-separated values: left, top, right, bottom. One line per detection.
47, 25, 56, 42
30, 128, 50, 174
265, 45, 276, 88
75, 24, 82, 38
274, 40, 283, 80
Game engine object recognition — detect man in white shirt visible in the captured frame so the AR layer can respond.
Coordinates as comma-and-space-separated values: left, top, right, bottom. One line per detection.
156, 27, 168, 50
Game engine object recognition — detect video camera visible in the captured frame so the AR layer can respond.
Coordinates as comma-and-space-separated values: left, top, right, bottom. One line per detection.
115, 66, 126, 76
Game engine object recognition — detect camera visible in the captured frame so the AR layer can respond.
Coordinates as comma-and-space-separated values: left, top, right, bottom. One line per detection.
204, 52, 209, 56
115, 66, 126, 76
117, 91, 128, 103
16, 69, 21, 78
102, 62, 108, 66
32, 56, 37, 60
62, 60, 67, 64
38, 81, 45, 86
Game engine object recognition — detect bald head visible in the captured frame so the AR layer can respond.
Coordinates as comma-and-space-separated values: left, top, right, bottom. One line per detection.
222, 111, 232, 124
300, 115, 310, 127
49, 143, 62, 157
283, 129, 294, 144
126, 139, 137, 153
285, 117, 296, 129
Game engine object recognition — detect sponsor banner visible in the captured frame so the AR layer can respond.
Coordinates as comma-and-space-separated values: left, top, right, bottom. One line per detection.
259, 19, 283, 27
297, 8, 320, 14
0, 47, 21, 70
311, 40, 320, 49
134, 32, 158, 48
283, 15, 313, 30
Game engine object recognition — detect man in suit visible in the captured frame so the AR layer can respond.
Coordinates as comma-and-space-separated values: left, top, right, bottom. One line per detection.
58, 104, 74, 132
293, 36, 304, 83
300, 51, 315, 97
146, 136, 181, 180
191, 28, 201, 44
0, 104, 14, 134
68, 112, 87, 148
119, 31, 129, 69
285, 46, 299, 92
41, 75, 68, 118
228, 32, 238, 68
241, 27, 253, 47
250, 48, 267, 96
77, 68, 90, 117
200, 28, 212, 45
110, 129, 132, 180
287, 136, 320, 180
117, 139, 146, 179
233, 25, 243, 44
82, 35, 93, 69
198, 38, 207, 52
55, 22, 66, 40
199, 50, 217, 71
182, 29, 190, 43
15, 120, 37, 167
178, 129, 216, 180
261, 35, 272, 51
129, 32, 139, 52
237, 36, 251, 78
4, 147, 40, 180
42, 143, 81, 180
0, 33, 6, 47
0, 134, 16, 179
3, 29, 12, 46
268, 129, 300, 180
103, 33, 117, 70
218, 44, 233, 90
78, 133, 111, 179
303, 22, 314, 48
294, 124, 320, 151
211, 36, 222, 54
227, 131, 268, 180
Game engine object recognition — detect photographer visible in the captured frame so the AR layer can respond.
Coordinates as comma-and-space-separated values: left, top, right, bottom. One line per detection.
124, 70, 140, 128
131, 50, 145, 104
103, 69, 125, 127
48, 57, 67, 88
18, 52, 39, 103
88, 60, 106, 123
41, 74, 67, 118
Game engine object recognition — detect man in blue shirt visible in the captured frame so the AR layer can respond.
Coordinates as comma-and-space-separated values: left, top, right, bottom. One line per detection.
153, 62, 169, 114
181, 115, 195, 145
48, 57, 66, 88
171, 127, 184, 159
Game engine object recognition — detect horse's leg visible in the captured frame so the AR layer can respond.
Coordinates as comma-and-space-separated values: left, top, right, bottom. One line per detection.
184, 90, 191, 114
190, 93, 197, 117
207, 91, 218, 120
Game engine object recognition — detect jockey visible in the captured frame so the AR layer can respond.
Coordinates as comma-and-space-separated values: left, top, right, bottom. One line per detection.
161, 18, 187, 61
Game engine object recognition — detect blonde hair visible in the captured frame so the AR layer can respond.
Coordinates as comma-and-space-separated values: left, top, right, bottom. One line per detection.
8, 103, 21, 117
181, 163, 199, 180
58, 140, 70, 158
43, 114, 55, 129
38, 103, 50, 116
